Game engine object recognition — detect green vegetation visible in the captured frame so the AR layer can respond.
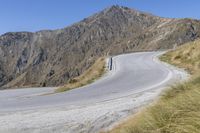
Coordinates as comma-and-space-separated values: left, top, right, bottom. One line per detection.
55, 57, 106, 92
108, 39, 200, 133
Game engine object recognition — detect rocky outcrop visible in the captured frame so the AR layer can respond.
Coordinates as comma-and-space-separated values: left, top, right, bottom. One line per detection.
0, 5, 200, 89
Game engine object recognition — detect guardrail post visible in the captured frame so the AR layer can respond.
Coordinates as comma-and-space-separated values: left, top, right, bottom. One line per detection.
109, 57, 113, 71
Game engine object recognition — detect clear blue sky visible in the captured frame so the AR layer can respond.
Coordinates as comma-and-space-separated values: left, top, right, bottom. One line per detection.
0, 0, 199, 35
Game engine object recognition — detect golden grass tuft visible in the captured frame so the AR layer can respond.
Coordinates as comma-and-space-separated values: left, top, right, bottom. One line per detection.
108, 39, 200, 133
160, 39, 200, 74
55, 57, 106, 92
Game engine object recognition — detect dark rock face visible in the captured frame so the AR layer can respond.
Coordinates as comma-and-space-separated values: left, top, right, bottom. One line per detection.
32, 48, 47, 66
0, 5, 200, 89
16, 48, 29, 72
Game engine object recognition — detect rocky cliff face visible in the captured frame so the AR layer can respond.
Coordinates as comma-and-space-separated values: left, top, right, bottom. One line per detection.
0, 5, 200, 89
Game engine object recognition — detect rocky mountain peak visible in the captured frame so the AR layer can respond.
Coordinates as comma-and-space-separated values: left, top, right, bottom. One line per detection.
105, 5, 123, 12
104, 5, 157, 18
0, 6, 200, 89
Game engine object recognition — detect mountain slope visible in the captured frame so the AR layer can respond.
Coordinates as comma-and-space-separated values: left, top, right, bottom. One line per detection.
0, 5, 200, 89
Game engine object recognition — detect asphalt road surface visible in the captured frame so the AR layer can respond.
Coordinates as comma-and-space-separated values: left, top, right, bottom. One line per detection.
0, 52, 170, 111
0, 52, 187, 133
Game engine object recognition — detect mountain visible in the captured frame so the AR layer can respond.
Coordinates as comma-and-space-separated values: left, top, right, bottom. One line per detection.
0, 5, 200, 89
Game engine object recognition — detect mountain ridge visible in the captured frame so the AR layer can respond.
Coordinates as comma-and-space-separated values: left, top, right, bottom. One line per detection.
0, 5, 200, 89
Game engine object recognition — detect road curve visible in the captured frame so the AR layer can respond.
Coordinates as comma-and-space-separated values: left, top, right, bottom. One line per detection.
0, 52, 180, 112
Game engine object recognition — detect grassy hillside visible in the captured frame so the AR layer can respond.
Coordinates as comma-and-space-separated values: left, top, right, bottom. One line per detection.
56, 57, 106, 92
161, 39, 200, 74
108, 39, 200, 133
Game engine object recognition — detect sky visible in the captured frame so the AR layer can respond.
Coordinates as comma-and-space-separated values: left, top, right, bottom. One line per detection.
0, 0, 200, 35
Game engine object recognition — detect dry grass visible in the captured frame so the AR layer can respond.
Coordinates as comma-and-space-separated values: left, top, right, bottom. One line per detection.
108, 39, 200, 133
160, 39, 200, 74
55, 57, 106, 92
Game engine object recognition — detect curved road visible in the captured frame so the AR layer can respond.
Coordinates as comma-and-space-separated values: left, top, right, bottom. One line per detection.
0, 52, 187, 133
0, 52, 181, 112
